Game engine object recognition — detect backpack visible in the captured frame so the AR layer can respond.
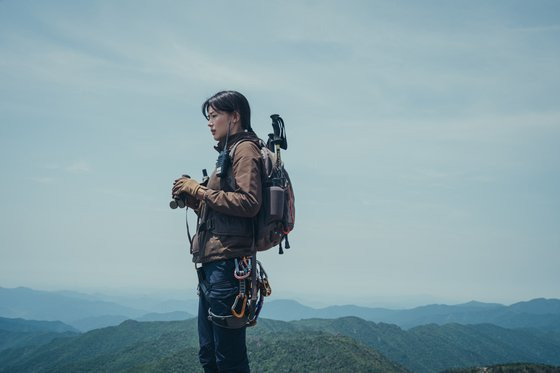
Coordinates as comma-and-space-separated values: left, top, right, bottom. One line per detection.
229, 115, 295, 254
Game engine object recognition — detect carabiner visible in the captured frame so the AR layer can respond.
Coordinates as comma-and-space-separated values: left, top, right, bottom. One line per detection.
231, 294, 247, 318
234, 257, 251, 280
261, 278, 272, 297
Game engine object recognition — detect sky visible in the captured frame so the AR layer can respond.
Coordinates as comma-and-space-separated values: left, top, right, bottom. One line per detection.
1, 0, 559, 308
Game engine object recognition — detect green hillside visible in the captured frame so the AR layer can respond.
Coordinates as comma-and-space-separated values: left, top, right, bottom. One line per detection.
0, 330, 77, 353
246, 332, 408, 372
0, 316, 79, 352
2, 317, 560, 372
0, 319, 407, 373
0, 320, 198, 372
130, 332, 408, 373
293, 317, 560, 372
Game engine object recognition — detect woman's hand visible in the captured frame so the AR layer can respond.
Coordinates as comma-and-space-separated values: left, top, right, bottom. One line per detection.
172, 176, 205, 199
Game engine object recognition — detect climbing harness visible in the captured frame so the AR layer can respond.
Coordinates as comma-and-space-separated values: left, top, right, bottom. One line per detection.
199, 256, 272, 329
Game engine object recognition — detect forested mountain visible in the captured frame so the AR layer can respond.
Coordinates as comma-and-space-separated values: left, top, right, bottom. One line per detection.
0, 319, 407, 373
291, 317, 560, 372
0, 317, 79, 352
2, 317, 560, 372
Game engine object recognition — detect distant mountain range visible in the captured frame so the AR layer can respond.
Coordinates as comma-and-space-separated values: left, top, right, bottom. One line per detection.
1, 316, 559, 372
0, 287, 193, 331
260, 298, 560, 330
2, 286, 560, 332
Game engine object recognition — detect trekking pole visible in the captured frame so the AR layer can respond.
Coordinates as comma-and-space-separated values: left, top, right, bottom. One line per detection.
268, 114, 287, 184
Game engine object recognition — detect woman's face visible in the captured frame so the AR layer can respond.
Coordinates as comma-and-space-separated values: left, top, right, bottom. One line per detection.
207, 106, 235, 142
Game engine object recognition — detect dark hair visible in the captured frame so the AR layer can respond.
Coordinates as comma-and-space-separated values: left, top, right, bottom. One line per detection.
202, 91, 252, 132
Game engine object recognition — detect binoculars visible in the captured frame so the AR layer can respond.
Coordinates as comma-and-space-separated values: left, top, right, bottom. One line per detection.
169, 174, 190, 209
169, 170, 208, 209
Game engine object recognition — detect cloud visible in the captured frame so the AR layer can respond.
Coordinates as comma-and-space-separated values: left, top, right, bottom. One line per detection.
65, 161, 91, 174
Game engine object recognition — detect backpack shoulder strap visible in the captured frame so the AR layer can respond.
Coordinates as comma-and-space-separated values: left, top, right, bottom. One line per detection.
229, 138, 264, 159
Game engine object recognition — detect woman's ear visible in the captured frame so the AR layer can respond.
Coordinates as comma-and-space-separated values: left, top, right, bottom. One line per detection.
231, 111, 244, 131
232, 111, 241, 125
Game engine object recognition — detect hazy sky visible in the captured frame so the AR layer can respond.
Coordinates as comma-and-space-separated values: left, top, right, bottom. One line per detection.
1, 0, 559, 308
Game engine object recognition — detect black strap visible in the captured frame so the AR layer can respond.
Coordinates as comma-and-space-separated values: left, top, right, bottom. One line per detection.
247, 222, 259, 322
196, 265, 208, 296
185, 207, 193, 246
250, 255, 257, 303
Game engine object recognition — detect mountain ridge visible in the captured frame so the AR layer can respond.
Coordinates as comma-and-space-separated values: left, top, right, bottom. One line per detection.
3, 286, 560, 331
0, 287, 195, 331
0, 317, 78, 333
2, 317, 560, 373
261, 297, 560, 330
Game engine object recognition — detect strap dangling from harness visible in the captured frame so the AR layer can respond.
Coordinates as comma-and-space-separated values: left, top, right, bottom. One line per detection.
245, 221, 260, 323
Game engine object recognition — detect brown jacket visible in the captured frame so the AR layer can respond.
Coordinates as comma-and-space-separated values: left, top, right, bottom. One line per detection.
191, 132, 263, 263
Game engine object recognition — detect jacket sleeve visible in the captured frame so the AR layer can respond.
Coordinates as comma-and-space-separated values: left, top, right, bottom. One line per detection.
202, 142, 262, 218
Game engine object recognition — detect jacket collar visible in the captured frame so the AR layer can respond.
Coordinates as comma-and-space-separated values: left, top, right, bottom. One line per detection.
214, 131, 258, 152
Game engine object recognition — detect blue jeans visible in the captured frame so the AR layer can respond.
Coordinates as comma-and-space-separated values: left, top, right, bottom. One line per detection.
198, 259, 250, 373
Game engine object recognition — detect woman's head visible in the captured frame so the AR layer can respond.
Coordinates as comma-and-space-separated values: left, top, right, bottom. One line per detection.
202, 91, 252, 141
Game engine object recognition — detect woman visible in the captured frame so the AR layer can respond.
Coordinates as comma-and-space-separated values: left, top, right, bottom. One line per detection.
172, 90, 262, 373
